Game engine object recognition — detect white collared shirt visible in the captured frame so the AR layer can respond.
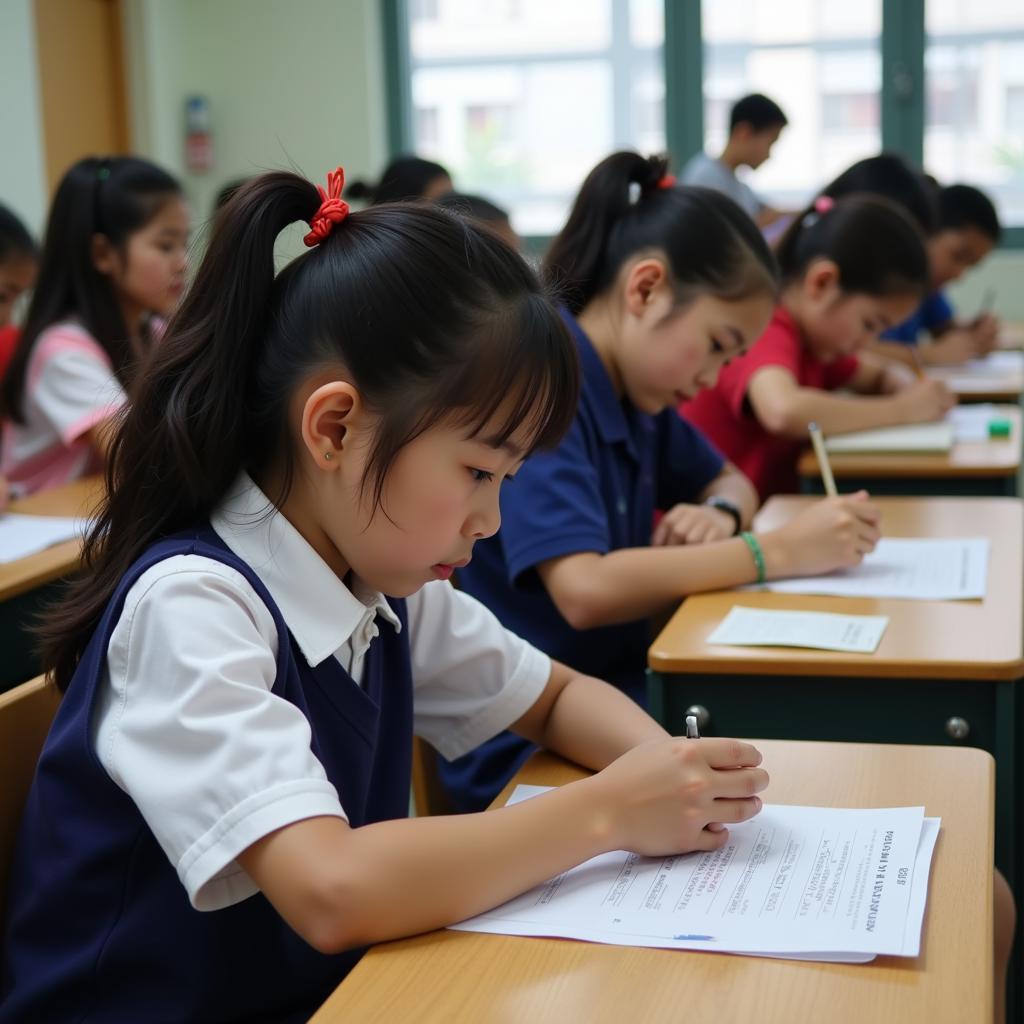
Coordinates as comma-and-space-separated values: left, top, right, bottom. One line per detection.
94, 474, 551, 912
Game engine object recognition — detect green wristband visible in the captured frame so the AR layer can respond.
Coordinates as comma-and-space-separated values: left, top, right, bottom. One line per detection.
740, 531, 766, 585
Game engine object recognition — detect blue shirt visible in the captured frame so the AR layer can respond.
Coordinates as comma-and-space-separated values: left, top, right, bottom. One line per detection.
1, 527, 413, 1024
882, 291, 954, 344
458, 310, 725, 698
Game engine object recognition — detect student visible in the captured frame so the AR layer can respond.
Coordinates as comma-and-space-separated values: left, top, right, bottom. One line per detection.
874, 184, 1002, 365
441, 152, 882, 814
435, 191, 521, 251
0, 203, 38, 365
345, 155, 453, 205
0, 169, 771, 1023
0, 156, 188, 496
680, 93, 789, 228
682, 194, 954, 501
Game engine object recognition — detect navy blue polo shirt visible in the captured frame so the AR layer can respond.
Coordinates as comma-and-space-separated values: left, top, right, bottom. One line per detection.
882, 290, 953, 344
458, 309, 725, 699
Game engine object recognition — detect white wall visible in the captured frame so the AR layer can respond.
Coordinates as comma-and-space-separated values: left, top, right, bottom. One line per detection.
0, 0, 48, 234
124, 0, 387, 254
947, 250, 1024, 323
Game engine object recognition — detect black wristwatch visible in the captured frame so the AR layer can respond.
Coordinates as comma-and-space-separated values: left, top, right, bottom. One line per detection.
704, 496, 742, 536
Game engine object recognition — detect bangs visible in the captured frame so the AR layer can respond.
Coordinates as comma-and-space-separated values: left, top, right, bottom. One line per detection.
443, 292, 579, 455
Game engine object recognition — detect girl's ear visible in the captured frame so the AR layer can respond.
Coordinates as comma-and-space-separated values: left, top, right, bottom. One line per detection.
90, 234, 119, 277
623, 257, 668, 318
803, 258, 841, 302
300, 380, 365, 471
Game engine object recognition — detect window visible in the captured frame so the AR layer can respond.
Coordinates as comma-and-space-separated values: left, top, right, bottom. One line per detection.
406, 0, 664, 236
701, 0, 882, 209
924, 2, 1024, 227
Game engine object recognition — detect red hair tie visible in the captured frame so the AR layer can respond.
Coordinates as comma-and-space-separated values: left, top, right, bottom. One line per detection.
304, 167, 350, 247
657, 174, 676, 190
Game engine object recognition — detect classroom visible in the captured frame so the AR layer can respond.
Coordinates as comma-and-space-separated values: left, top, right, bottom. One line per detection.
1, 2, 1023, 1021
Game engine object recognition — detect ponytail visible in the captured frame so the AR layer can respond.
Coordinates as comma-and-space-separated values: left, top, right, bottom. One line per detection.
774, 193, 928, 298
544, 151, 777, 315
41, 170, 577, 691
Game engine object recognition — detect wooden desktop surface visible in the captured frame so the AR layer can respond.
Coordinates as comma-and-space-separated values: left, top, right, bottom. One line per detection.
313, 741, 993, 1024
797, 405, 1020, 481
649, 496, 1024, 680
0, 477, 103, 602
926, 359, 1024, 403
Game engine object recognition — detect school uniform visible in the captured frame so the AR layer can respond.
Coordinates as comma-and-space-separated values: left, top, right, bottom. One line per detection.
0, 321, 126, 497
881, 291, 953, 344
680, 305, 859, 500
441, 309, 725, 813
0, 474, 549, 1024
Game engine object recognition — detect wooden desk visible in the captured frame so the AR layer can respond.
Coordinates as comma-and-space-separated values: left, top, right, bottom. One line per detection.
647, 496, 1022, 890
314, 743, 994, 1024
797, 405, 1021, 497
0, 477, 102, 689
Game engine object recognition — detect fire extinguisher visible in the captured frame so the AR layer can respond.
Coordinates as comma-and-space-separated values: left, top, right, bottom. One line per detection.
184, 96, 214, 173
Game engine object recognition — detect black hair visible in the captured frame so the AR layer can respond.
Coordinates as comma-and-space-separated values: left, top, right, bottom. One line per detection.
775, 193, 928, 298
821, 153, 937, 235
212, 177, 252, 216
1, 156, 183, 424
544, 151, 778, 316
435, 191, 510, 226
938, 184, 1001, 243
730, 93, 788, 133
0, 203, 38, 265
42, 170, 578, 691
345, 156, 452, 206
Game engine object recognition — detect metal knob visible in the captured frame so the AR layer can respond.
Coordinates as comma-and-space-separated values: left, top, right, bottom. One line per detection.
684, 704, 711, 731
945, 716, 970, 741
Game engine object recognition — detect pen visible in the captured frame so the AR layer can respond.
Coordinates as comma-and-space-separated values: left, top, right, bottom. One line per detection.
807, 422, 838, 497
908, 345, 925, 379
685, 714, 700, 739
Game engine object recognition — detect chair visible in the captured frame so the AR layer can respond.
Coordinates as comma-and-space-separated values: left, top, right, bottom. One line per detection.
411, 736, 455, 816
0, 675, 61, 928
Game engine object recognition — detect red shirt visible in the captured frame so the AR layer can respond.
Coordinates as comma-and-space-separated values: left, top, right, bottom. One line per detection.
0, 325, 19, 383
680, 306, 858, 499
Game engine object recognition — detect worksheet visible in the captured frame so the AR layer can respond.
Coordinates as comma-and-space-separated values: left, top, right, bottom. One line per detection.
824, 422, 954, 454
453, 788, 939, 962
707, 606, 889, 653
761, 538, 988, 601
0, 514, 86, 564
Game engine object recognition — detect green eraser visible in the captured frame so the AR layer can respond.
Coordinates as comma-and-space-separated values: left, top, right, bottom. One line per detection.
989, 419, 1011, 438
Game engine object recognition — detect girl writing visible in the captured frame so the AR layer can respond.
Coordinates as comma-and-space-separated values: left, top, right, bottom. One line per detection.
1, 168, 768, 1024
443, 152, 882, 812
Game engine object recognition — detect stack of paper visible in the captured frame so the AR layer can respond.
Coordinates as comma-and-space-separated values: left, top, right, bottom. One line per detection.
762, 537, 988, 601
0, 514, 87, 564
453, 786, 940, 963
707, 606, 889, 653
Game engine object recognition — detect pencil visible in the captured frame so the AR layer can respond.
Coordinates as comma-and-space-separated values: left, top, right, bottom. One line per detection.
808, 422, 838, 497
909, 345, 925, 379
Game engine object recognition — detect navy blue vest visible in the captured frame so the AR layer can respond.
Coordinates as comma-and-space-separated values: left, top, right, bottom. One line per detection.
1, 527, 413, 1023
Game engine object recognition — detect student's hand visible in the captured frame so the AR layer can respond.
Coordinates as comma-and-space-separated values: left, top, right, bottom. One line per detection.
761, 492, 881, 578
652, 503, 736, 546
590, 737, 768, 855
925, 326, 992, 365
968, 313, 999, 355
896, 378, 956, 423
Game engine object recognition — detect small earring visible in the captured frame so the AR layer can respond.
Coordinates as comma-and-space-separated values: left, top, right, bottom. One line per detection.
324, 451, 332, 461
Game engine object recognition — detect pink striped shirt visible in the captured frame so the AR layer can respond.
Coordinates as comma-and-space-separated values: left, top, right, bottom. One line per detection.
1, 322, 126, 496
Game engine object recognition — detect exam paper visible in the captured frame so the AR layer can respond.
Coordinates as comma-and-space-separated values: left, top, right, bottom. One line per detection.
707, 606, 888, 654
947, 404, 1007, 442
933, 350, 1024, 392
0, 514, 87, 564
761, 537, 988, 601
824, 422, 953, 454
452, 787, 939, 962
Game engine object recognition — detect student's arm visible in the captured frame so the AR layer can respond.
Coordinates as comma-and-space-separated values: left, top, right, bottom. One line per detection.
85, 414, 120, 463
651, 462, 758, 546
845, 351, 917, 396
864, 339, 919, 369
755, 206, 789, 230
536, 492, 880, 629
746, 365, 953, 439
922, 316, 999, 364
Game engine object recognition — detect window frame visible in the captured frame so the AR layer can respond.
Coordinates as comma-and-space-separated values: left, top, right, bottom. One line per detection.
383, 0, 1023, 248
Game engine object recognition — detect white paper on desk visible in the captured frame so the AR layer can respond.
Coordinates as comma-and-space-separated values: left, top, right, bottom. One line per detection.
824, 421, 954, 454
761, 537, 989, 601
0, 514, 87, 564
707, 606, 888, 653
452, 787, 939, 962
947, 403, 1002, 442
